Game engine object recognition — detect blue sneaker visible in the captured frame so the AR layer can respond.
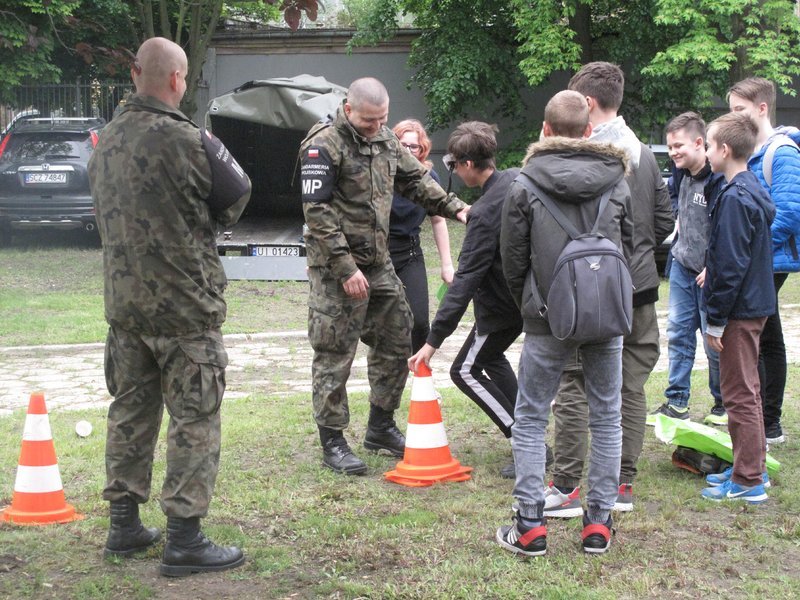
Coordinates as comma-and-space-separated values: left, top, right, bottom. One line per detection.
701, 479, 768, 504
705, 467, 770, 489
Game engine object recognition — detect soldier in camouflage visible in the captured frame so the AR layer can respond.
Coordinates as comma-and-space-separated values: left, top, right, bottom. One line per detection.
88, 37, 250, 577
299, 77, 469, 475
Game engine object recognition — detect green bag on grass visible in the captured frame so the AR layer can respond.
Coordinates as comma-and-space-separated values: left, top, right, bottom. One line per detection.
653, 413, 780, 476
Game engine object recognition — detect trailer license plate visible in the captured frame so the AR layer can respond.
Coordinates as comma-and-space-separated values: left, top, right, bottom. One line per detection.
250, 246, 301, 257
24, 172, 67, 184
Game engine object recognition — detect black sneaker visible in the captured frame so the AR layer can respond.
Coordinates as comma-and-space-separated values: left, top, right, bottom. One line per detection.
545, 443, 554, 471
650, 402, 690, 420
500, 462, 515, 479
581, 515, 613, 554
765, 422, 786, 444
495, 511, 547, 557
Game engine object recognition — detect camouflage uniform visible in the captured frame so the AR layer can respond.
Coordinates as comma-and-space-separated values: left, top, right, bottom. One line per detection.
299, 102, 466, 429
88, 94, 250, 518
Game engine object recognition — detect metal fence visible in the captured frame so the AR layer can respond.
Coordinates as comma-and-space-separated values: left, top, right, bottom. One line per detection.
1, 79, 133, 131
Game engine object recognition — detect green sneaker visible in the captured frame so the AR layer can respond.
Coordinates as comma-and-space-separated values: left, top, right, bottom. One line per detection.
704, 406, 728, 426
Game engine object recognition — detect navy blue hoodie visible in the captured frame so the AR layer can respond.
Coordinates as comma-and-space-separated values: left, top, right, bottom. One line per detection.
703, 170, 777, 329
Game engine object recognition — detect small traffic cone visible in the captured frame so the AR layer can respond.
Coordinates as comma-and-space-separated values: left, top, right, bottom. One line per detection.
385, 364, 472, 487
1, 392, 82, 525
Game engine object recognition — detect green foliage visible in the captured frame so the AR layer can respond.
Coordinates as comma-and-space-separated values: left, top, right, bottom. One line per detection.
0, 0, 79, 103
644, 0, 800, 113
511, 0, 582, 86
352, 0, 800, 138
223, 1, 282, 23
352, 0, 530, 132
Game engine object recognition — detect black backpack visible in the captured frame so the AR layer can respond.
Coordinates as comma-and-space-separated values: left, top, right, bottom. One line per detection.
515, 173, 633, 342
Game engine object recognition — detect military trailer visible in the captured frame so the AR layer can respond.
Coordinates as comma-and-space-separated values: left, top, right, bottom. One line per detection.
206, 75, 347, 280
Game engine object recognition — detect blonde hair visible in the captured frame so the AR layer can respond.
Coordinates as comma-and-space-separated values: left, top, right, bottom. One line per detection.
544, 90, 590, 138
393, 118, 433, 169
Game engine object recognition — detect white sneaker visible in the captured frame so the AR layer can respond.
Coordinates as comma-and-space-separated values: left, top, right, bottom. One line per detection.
543, 483, 583, 518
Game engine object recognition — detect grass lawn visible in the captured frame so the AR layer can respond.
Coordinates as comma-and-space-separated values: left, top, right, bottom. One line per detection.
0, 372, 799, 599
1, 225, 799, 598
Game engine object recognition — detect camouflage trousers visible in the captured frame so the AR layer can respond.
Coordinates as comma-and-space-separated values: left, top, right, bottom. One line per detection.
308, 261, 413, 430
102, 326, 227, 518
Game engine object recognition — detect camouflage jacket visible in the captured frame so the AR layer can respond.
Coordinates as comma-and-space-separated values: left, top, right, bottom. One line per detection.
299, 103, 466, 281
88, 94, 250, 336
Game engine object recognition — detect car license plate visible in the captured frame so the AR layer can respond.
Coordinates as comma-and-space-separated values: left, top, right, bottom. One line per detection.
24, 172, 67, 184
250, 245, 301, 257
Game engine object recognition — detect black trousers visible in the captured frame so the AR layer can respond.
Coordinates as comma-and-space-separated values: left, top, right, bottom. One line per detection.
758, 272, 789, 427
450, 324, 522, 439
389, 235, 430, 353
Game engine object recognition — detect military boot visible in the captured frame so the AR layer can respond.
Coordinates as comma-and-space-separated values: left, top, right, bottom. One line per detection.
363, 404, 406, 458
104, 497, 161, 558
319, 426, 367, 475
160, 517, 245, 577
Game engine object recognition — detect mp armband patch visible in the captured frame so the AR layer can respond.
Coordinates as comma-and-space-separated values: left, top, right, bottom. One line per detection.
200, 129, 251, 211
300, 146, 335, 202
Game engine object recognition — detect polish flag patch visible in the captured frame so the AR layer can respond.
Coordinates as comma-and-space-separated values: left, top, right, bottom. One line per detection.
308, 148, 320, 159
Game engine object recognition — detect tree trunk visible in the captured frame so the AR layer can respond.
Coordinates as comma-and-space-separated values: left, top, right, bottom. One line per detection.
569, 1, 593, 65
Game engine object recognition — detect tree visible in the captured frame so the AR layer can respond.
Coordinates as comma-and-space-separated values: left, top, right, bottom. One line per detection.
643, 0, 800, 117
0, 1, 321, 116
0, 0, 78, 105
351, 0, 800, 137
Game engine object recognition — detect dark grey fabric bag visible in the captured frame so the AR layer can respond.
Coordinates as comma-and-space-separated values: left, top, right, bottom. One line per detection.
515, 173, 633, 342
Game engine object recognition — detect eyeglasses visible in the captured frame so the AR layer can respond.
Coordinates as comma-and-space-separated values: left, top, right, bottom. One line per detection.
401, 143, 422, 152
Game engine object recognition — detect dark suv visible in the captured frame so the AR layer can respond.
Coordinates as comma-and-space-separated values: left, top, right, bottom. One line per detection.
0, 117, 105, 244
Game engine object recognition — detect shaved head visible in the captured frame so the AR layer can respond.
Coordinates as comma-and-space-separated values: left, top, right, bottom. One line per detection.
344, 77, 390, 139
347, 78, 389, 110
132, 37, 188, 107
544, 90, 591, 139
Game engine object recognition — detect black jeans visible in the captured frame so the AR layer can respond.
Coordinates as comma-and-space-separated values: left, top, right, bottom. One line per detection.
758, 272, 789, 427
389, 235, 430, 353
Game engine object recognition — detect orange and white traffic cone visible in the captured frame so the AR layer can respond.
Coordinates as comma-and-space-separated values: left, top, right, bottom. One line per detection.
1, 392, 82, 525
385, 364, 472, 487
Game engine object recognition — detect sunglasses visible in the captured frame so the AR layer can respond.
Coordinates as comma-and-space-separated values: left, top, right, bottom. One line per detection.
443, 153, 472, 171
401, 142, 422, 152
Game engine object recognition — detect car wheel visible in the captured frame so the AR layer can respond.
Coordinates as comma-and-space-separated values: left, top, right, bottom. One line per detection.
0, 223, 11, 247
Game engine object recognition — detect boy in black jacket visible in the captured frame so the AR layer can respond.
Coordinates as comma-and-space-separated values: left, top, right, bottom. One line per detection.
701, 112, 776, 504
408, 121, 523, 476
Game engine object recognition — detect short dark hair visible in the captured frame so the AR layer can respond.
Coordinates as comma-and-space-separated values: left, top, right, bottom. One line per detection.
665, 111, 706, 141
544, 90, 589, 138
567, 62, 624, 111
708, 112, 758, 160
727, 77, 776, 112
447, 121, 498, 170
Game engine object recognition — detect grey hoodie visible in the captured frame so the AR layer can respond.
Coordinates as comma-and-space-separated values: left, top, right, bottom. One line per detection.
500, 136, 634, 334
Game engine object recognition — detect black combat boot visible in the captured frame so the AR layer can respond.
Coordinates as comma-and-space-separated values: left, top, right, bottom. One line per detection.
363, 404, 406, 458
319, 426, 367, 475
104, 497, 161, 558
160, 517, 245, 577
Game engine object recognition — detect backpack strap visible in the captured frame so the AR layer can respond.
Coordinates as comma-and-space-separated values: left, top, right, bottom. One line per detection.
515, 172, 615, 239
512, 172, 617, 318
763, 134, 800, 188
